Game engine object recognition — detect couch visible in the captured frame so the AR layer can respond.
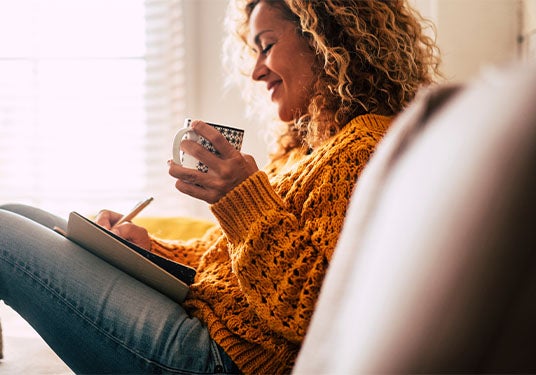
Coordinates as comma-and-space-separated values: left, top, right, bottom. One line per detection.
294, 61, 536, 373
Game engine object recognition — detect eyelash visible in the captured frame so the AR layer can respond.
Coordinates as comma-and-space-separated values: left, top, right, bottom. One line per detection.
261, 43, 273, 55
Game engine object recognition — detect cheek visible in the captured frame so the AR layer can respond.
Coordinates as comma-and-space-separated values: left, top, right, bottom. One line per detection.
296, 54, 316, 89
295, 68, 315, 102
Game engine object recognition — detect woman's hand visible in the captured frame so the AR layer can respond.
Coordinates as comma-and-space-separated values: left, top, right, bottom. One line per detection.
169, 120, 259, 204
94, 209, 152, 250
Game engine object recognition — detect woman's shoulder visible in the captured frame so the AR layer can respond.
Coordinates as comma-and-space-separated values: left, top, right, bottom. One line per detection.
324, 114, 393, 153
344, 114, 393, 137
264, 114, 392, 176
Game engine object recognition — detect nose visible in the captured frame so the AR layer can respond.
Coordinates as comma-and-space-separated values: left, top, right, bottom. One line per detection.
251, 55, 269, 81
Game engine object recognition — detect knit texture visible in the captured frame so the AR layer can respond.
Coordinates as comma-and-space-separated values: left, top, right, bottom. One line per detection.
151, 114, 391, 374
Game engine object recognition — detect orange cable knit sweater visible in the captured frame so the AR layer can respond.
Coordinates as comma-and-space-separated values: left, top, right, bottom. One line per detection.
151, 114, 391, 374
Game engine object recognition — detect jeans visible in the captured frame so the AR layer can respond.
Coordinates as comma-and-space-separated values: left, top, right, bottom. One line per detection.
0, 204, 240, 374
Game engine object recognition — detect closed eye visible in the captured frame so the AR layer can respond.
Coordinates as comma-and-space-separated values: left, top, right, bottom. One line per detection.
261, 43, 274, 55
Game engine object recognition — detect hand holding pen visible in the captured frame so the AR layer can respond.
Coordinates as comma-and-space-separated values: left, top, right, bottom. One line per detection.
94, 197, 154, 250
113, 197, 154, 228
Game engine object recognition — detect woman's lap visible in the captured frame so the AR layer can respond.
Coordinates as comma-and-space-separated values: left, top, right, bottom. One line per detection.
0, 204, 237, 374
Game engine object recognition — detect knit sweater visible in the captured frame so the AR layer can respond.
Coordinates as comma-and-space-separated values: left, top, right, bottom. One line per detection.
151, 114, 391, 374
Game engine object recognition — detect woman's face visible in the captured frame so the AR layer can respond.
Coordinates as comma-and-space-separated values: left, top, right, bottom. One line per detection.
247, 2, 316, 122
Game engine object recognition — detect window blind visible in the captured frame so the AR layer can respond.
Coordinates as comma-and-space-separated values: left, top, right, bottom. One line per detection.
0, 0, 189, 218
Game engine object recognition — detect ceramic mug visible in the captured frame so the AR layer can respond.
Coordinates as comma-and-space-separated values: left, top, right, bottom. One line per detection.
172, 118, 244, 173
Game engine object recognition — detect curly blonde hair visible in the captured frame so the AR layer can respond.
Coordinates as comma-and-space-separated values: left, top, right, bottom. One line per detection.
224, 0, 441, 158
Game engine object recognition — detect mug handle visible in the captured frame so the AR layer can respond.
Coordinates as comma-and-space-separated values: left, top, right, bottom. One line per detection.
172, 128, 196, 164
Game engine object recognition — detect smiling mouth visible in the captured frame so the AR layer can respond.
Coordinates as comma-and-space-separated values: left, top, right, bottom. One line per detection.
268, 81, 281, 99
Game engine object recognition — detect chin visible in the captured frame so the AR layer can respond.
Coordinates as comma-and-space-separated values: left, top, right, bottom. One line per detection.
276, 101, 306, 122
277, 107, 295, 122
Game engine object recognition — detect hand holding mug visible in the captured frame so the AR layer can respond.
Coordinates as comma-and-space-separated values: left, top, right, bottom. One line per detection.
173, 118, 245, 172
170, 119, 258, 203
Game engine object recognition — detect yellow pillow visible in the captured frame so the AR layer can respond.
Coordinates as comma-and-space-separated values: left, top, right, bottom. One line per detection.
133, 217, 215, 241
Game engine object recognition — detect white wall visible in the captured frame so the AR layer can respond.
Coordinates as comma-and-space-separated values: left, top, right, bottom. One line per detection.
412, 0, 522, 82
522, 0, 536, 60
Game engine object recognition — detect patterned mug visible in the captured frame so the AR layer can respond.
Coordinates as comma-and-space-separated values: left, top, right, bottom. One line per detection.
172, 118, 244, 173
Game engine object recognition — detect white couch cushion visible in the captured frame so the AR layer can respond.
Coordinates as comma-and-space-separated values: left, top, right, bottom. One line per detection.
294, 62, 536, 373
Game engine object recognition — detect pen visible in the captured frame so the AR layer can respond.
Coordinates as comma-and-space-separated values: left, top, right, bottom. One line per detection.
113, 197, 154, 228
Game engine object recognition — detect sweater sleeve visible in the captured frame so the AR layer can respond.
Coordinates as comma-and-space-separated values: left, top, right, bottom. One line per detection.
210, 127, 381, 343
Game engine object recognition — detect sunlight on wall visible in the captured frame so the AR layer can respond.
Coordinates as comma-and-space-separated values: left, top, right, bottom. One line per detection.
0, 0, 150, 217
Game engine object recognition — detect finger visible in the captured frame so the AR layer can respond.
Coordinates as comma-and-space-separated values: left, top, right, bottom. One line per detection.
168, 161, 208, 183
180, 139, 222, 167
190, 121, 239, 158
201, 151, 257, 186
168, 161, 215, 190
175, 141, 232, 180
113, 223, 151, 250
171, 149, 257, 187
175, 178, 221, 204
171, 164, 220, 192
94, 209, 122, 229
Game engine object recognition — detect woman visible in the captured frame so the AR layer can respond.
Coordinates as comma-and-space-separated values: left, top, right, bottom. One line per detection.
0, 0, 440, 373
